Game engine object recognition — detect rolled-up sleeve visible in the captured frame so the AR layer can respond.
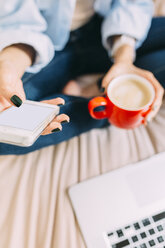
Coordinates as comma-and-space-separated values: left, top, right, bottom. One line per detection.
95, 0, 154, 51
0, 0, 55, 73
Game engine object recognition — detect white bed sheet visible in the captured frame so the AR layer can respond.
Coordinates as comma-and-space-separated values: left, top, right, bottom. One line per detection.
0, 100, 164, 248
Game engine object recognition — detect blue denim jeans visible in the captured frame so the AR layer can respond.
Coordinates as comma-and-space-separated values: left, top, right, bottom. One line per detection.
1, 16, 165, 155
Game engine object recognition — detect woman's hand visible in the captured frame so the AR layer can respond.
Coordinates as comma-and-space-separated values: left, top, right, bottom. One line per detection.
41, 98, 70, 135
102, 62, 164, 124
0, 45, 70, 136
0, 44, 35, 111
0, 60, 70, 135
0, 60, 26, 111
0, 61, 70, 136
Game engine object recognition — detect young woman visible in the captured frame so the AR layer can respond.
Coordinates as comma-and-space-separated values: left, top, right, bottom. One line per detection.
0, 0, 163, 155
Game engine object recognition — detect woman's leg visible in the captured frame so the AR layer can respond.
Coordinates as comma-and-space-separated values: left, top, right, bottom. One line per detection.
23, 15, 112, 100
137, 17, 165, 56
0, 15, 111, 155
22, 47, 77, 101
136, 17, 165, 88
135, 50, 165, 88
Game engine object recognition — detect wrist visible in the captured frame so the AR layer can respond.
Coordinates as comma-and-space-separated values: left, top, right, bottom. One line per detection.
0, 59, 21, 80
113, 44, 135, 64
0, 44, 35, 77
110, 35, 136, 64
0, 57, 25, 78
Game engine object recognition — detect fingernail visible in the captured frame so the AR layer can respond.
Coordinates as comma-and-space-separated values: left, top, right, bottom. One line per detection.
61, 120, 69, 124
97, 78, 102, 89
10, 95, 22, 107
100, 87, 105, 93
57, 103, 64, 106
51, 128, 61, 133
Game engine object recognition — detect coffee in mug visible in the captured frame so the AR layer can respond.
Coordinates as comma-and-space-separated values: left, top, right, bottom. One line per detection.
108, 78, 153, 110
88, 74, 155, 129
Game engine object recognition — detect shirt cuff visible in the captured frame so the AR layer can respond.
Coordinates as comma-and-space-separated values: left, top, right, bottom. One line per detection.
102, 25, 148, 52
101, 4, 153, 52
0, 29, 55, 73
109, 35, 136, 61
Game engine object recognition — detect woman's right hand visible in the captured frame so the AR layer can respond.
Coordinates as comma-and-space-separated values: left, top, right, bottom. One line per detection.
0, 60, 26, 111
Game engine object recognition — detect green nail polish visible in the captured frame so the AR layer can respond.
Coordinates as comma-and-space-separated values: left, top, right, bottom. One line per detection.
61, 120, 68, 124
100, 87, 105, 93
10, 95, 22, 107
51, 128, 61, 133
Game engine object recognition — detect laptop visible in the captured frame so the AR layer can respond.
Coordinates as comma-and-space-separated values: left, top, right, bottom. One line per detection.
68, 152, 165, 248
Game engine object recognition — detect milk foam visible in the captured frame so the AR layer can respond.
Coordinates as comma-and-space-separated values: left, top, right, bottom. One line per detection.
109, 79, 152, 110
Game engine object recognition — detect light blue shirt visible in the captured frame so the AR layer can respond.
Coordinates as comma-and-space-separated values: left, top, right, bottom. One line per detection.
0, 0, 153, 73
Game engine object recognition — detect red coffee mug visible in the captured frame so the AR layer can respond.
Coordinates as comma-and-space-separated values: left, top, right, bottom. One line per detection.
88, 74, 155, 129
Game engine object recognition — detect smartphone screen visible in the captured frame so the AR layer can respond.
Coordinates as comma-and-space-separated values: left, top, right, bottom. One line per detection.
0, 102, 56, 131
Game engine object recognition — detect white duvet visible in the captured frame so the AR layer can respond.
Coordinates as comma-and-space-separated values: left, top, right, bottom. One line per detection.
0, 99, 164, 248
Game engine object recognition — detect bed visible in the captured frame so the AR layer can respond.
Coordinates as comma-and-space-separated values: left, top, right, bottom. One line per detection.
0, 1, 165, 247
0, 97, 164, 248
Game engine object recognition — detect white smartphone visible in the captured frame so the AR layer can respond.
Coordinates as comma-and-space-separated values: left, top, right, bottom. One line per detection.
0, 100, 59, 147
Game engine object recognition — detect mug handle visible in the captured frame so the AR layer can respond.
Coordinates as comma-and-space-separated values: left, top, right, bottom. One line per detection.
88, 96, 109, 119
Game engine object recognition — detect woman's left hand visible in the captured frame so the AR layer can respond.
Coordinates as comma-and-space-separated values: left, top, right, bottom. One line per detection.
102, 62, 164, 124
41, 98, 70, 135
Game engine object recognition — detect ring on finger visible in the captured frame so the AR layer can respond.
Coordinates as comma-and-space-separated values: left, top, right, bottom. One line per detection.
152, 105, 159, 111
146, 115, 153, 123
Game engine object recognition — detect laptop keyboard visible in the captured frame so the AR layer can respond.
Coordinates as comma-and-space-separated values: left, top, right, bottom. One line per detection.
104, 210, 165, 248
